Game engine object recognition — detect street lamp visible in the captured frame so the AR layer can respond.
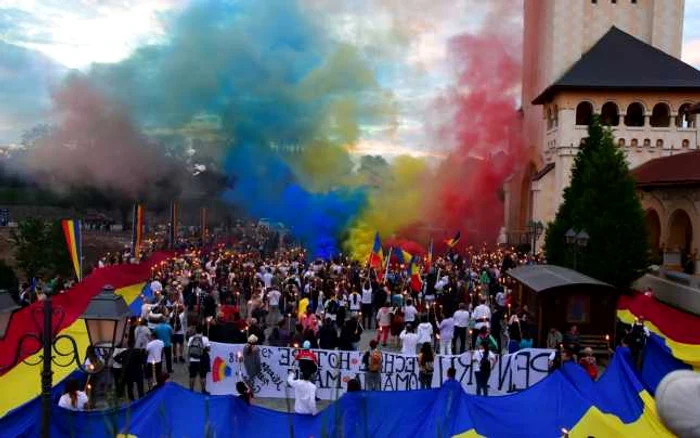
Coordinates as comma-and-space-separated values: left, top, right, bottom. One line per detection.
527, 221, 545, 255
0, 285, 130, 438
565, 228, 590, 270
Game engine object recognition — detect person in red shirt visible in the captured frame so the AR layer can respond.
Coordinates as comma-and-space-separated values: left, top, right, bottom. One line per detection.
578, 347, 598, 380
294, 341, 319, 380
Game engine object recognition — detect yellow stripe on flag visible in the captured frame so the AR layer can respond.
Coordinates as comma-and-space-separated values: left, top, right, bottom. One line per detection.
0, 283, 144, 417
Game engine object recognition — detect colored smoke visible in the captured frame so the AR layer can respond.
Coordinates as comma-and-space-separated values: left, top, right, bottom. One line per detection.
19, 75, 177, 197
427, 1, 525, 244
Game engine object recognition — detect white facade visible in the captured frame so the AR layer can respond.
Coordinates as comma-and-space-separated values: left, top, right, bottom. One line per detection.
514, 0, 694, 251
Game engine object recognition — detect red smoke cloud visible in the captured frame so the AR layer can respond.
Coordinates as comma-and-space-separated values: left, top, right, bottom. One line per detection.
427, 12, 525, 245
20, 76, 170, 197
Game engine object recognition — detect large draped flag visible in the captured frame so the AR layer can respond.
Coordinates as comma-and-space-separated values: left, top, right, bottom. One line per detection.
131, 204, 144, 258
445, 231, 461, 249
409, 255, 423, 292
169, 202, 178, 249
61, 219, 82, 280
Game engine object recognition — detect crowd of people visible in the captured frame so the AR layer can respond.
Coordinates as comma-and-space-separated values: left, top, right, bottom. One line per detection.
55, 223, 643, 413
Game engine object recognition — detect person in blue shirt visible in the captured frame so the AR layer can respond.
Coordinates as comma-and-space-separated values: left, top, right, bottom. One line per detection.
154, 320, 174, 373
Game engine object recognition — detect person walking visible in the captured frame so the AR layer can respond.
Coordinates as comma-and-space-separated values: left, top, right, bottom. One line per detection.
474, 342, 496, 396
418, 342, 435, 389
187, 325, 211, 393
154, 319, 174, 373
438, 313, 455, 356
452, 303, 470, 354
145, 332, 165, 389
364, 340, 383, 391
376, 304, 392, 347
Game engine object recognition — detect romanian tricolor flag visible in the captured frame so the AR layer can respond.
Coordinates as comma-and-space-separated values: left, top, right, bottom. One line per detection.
131, 204, 144, 258
396, 249, 413, 268
425, 238, 434, 272
409, 255, 423, 292
61, 219, 82, 280
169, 202, 178, 249
368, 232, 384, 271
445, 231, 461, 249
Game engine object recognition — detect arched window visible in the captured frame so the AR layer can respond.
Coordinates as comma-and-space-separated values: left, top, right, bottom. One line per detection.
631, 138, 638, 147
677, 103, 697, 128
575, 102, 593, 126
656, 139, 663, 148
600, 102, 619, 126
624, 102, 645, 127
650, 103, 671, 127
643, 138, 651, 148
683, 139, 690, 149
617, 138, 626, 147
546, 107, 553, 130
553, 105, 559, 127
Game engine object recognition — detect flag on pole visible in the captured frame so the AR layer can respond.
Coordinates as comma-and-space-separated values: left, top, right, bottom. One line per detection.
61, 219, 82, 280
369, 232, 384, 270
169, 202, 178, 249
201, 207, 208, 242
445, 231, 461, 249
396, 249, 413, 267
426, 238, 434, 272
409, 255, 423, 292
131, 204, 144, 259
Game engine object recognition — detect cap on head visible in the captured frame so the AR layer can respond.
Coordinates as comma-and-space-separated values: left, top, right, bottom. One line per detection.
248, 334, 258, 344
302, 340, 311, 349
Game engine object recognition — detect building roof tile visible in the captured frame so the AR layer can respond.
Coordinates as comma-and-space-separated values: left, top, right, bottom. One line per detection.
533, 27, 700, 104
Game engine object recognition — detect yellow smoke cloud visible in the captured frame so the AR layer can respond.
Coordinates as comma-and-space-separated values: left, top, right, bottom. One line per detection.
344, 155, 429, 259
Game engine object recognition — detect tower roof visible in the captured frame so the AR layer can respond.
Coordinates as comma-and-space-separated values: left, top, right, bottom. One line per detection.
533, 27, 700, 104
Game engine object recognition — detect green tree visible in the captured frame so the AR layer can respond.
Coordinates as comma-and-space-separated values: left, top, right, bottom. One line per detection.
544, 117, 648, 288
11, 218, 74, 280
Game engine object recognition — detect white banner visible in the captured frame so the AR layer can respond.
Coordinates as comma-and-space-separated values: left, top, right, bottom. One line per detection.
207, 343, 552, 399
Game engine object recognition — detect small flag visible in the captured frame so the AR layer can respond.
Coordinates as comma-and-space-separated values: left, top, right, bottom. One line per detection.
369, 232, 384, 269
169, 202, 178, 249
396, 249, 413, 267
445, 231, 461, 249
131, 204, 144, 258
61, 219, 82, 280
426, 238, 434, 272
383, 247, 393, 282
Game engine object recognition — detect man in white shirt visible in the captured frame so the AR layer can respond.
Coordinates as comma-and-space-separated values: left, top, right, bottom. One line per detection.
262, 268, 274, 289
453, 303, 470, 354
399, 324, 419, 355
361, 282, 373, 329
472, 297, 491, 349
403, 300, 418, 325
145, 333, 165, 389
416, 316, 434, 346
287, 372, 317, 415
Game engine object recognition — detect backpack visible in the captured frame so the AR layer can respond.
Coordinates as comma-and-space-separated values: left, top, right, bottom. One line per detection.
189, 335, 205, 359
369, 349, 382, 372
480, 353, 491, 378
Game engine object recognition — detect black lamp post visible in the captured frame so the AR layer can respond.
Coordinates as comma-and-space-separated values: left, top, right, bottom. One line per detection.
0, 285, 129, 438
527, 220, 545, 255
565, 228, 590, 270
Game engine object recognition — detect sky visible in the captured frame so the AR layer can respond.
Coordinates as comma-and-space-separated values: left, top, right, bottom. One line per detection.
1, 0, 699, 155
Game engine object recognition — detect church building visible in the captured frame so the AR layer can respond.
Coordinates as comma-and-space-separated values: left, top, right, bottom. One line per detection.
505, 0, 700, 265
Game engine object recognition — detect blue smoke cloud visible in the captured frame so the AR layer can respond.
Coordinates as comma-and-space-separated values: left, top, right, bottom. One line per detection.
224, 145, 367, 258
